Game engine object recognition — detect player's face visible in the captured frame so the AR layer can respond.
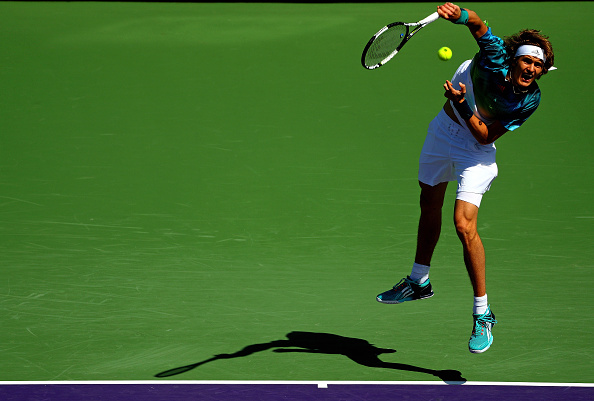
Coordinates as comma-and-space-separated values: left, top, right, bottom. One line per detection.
511, 55, 544, 88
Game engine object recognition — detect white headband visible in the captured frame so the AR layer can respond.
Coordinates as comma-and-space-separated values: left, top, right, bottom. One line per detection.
515, 44, 546, 63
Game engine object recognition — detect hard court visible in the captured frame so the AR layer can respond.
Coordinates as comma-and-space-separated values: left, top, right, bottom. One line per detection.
1, 1, 592, 399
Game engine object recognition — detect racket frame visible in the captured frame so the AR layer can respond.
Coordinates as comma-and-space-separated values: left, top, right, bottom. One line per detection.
362, 12, 440, 70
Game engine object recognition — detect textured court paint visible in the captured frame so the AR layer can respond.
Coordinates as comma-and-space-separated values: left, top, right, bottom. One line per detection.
0, 1, 592, 384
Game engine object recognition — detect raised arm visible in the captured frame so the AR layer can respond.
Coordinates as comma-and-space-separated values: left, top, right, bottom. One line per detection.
437, 2, 488, 39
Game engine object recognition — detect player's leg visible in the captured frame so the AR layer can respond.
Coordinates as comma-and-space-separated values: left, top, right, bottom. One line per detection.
453, 198, 485, 297
454, 151, 497, 304
454, 197, 497, 353
377, 109, 453, 305
415, 181, 449, 267
376, 181, 447, 304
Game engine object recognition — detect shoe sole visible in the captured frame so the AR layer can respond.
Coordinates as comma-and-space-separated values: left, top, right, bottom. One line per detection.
469, 337, 493, 354
376, 292, 434, 304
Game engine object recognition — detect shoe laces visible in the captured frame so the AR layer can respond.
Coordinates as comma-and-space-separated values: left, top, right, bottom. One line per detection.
473, 312, 497, 336
394, 277, 414, 291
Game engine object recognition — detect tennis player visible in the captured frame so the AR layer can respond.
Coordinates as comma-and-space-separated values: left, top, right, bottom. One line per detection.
376, 2, 555, 353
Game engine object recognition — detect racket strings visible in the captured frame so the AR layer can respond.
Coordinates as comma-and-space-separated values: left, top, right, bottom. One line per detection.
364, 25, 407, 67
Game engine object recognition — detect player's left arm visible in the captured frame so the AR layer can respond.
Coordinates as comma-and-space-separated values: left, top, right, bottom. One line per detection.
444, 80, 508, 145
437, 2, 488, 39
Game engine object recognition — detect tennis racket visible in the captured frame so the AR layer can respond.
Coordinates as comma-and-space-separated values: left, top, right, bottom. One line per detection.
361, 11, 440, 70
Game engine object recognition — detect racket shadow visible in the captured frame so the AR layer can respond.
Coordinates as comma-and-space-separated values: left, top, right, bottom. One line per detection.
154, 331, 466, 384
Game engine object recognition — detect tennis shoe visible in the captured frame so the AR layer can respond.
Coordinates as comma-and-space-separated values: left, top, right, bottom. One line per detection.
468, 306, 497, 354
376, 276, 434, 304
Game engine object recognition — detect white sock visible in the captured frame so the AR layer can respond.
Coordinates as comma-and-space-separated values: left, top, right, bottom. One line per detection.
410, 263, 430, 284
473, 294, 488, 315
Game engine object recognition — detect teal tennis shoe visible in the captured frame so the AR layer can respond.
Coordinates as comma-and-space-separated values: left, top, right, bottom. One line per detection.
376, 276, 434, 304
469, 306, 497, 353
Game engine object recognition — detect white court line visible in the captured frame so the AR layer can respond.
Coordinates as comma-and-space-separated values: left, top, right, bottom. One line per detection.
0, 381, 593, 387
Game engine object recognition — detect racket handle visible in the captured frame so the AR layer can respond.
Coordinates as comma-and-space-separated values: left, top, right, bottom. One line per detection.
419, 12, 440, 25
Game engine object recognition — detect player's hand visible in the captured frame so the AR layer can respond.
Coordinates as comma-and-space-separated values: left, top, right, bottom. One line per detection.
443, 80, 466, 103
437, 2, 461, 21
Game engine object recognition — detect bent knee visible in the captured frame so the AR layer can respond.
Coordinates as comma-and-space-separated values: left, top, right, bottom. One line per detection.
454, 217, 478, 240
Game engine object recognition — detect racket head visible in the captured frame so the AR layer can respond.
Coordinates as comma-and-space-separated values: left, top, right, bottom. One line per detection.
361, 23, 409, 69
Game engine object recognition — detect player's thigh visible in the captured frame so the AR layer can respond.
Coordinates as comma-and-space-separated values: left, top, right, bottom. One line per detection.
453, 198, 479, 235
419, 181, 448, 210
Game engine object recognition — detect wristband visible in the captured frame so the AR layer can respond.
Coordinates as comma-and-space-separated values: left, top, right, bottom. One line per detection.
453, 99, 474, 120
454, 9, 469, 25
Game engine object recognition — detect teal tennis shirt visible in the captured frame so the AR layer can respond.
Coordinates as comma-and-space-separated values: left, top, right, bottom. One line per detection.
470, 27, 541, 131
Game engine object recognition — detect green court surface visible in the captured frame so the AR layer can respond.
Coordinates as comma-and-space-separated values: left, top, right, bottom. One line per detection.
1, 1, 592, 384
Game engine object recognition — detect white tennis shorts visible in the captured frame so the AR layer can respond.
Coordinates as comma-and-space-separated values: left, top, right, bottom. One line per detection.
418, 108, 498, 208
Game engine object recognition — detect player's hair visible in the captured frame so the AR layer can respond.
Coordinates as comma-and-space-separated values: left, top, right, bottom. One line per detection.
504, 29, 554, 77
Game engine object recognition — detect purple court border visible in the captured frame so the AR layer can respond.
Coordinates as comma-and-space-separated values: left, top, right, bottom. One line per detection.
1, 381, 593, 401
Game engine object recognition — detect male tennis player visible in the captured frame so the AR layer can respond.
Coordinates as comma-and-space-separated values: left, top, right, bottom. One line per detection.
376, 2, 555, 353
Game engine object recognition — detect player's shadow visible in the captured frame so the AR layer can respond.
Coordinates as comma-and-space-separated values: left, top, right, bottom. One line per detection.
155, 331, 466, 384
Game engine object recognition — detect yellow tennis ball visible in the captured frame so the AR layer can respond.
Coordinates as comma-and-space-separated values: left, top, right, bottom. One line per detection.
438, 46, 452, 61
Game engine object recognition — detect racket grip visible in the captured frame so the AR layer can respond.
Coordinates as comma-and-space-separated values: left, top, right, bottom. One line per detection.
419, 12, 440, 25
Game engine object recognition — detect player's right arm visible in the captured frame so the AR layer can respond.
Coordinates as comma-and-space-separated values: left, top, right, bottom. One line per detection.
437, 3, 488, 39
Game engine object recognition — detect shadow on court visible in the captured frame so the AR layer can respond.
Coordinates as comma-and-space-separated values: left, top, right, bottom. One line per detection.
155, 331, 466, 384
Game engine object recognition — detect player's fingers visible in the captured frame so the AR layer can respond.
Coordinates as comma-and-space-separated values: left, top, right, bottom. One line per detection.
439, 9, 452, 19
437, 6, 448, 18
443, 81, 456, 98
437, 4, 456, 19
445, 3, 458, 15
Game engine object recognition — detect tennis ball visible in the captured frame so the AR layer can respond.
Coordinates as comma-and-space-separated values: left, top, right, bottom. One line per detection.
438, 46, 452, 61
